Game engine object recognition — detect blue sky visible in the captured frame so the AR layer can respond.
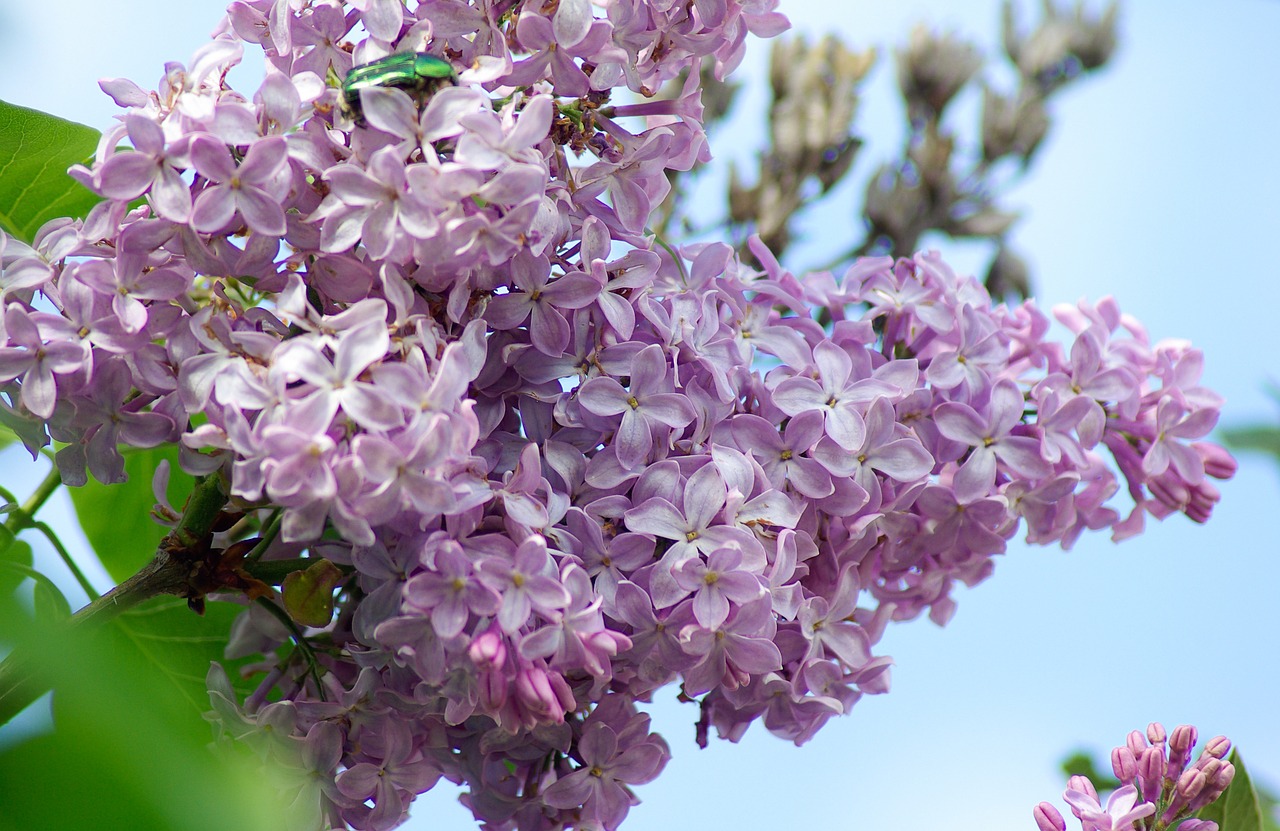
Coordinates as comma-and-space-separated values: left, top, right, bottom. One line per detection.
1, 2, 1277, 829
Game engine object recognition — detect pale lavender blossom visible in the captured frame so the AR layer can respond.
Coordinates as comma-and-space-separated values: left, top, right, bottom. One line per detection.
672, 543, 766, 629
578, 344, 697, 470
188, 134, 290, 236
92, 114, 193, 220
0, 305, 85, 418
935, 379, 1052, 501
541, 714, 668, 830
771, 340, 904, 450
476, 535, 572, 634
403, 537, 502, 639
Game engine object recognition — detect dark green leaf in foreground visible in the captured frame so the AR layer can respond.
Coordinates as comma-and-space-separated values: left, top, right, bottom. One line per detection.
1197, 750, 1265, 831
0, 601, 283, 831
67, 446, 196, 584
0, 99, 102, 243
108, 595, 261, 713
0, 535, 33, 597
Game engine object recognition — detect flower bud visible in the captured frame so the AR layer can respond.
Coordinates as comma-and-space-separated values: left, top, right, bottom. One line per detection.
1168, 724, 1198, 780
1126, 729, 1148, 757
1148, 475, 1190, 514
1203, 761, 1237, 806
469, 627, 507, 671
1138, 746, 1166, 803
548, 670, 576, 713
1033, 802, 1067, 831
863, 163, 927, 254
514, 665, 569, 725
1178, 822, 1220, 831
1197, 758, 1222, 783
1195, 442, 1238, 480
1187, 763, 1236, 815
1066, 775, 1098, 808
1111, 746, 1138, 784
1177, 769, 1207, 802
1147, 722, 1167, 745
1185, 482, 1221, 523
1202, 735, 1231, 760
1068, 1, 1119, 71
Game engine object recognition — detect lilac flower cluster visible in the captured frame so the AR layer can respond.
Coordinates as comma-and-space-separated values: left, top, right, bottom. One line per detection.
0, 1, 1235, 829
1034, 723, 1235, 831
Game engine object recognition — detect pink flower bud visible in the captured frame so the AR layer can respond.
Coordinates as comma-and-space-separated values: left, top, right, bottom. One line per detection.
548, 670, 576, 713
468, 627, 507, 671
1178, 822, 1220, 831
1146, 722, 1167, 744
1177, 769, 1206, 802
1033, 802, 1066, 831
1112, 746, 1138, 784
1189, 761, 1236, 815
1195, 441, 1238, 480
515, 665, 568, 725
1185, 482, 1220, 523
1066, 775, 1098, 809
1167, 724, 1198, 782
1169, 724, 1198, 759
1202, 735, 1231, 759
1149, 476, 1190, 512
1138, 746, 1166, 803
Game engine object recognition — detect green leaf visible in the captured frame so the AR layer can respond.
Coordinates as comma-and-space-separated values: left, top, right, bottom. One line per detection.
31, 577, 70, 624
281, 558, 342, 627
0, 550, 71, 624
109, 595, 261, 714
1198, 749, 1265, 831
1059, 749, 1121, 792
0, 600, 288, 831
0, 99, 102, 244
0, 537, 33, 597
1222, 425, 1280, 462
1259, 779, 1280, 831
67, 446, 196, 584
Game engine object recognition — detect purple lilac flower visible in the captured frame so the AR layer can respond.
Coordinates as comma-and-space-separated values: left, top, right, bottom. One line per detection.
188, 134, 290, 236
578, 344, 697, 470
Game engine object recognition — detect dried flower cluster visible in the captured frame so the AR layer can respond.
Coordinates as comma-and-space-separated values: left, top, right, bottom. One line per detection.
721, 1, 1118, 298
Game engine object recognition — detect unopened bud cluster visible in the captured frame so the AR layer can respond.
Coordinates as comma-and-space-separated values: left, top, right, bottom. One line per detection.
1035, 723, 1234, 831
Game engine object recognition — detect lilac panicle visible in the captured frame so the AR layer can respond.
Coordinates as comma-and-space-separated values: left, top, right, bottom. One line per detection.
0, 1, 1237, 829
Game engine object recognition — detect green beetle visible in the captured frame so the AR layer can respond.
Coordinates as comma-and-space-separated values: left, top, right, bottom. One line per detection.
340, 52, 457, 124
